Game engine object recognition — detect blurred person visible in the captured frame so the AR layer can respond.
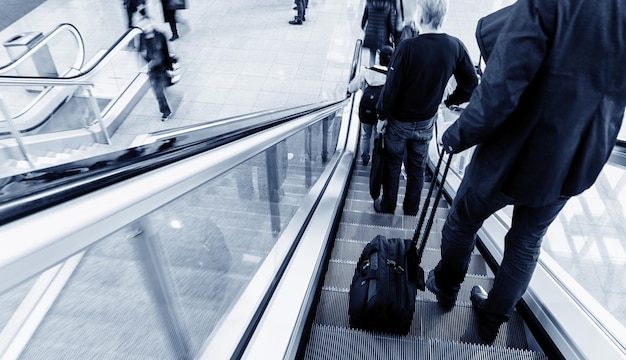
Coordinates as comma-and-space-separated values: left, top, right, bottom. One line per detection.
348, 45, 394, 166
137, 8, 173, 121
289, 0, 308, 25
123, 0, 145, 28
427, 0, 626, 344
374, 0, 477, 216
161, 0, 183, 41
361, 0, 394, 67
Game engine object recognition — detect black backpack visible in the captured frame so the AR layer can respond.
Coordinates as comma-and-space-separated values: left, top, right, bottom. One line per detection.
358, 67, 387, 125
359, 84, 383, 125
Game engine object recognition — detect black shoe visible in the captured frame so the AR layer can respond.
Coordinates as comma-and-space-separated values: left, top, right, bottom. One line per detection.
470, 285, 504, 343
426, 270, 458, 311
362, 154, 370, 166
288, 17, 303, 25
373, 198, 383, 213
169, 34, 179, 41
161, 111, 172, 121
373, 198, 395, 214
302, 15, 306, 21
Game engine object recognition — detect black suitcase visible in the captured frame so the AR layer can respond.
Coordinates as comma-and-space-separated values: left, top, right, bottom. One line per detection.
349, 148, 453, 335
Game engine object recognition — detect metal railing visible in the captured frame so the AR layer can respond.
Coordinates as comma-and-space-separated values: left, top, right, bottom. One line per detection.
0, 26, 144, 167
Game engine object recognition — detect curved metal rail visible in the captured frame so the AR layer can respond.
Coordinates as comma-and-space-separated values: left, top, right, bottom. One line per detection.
0, 23, 85, 76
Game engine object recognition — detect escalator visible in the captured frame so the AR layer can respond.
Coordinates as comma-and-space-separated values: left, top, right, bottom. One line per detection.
1, 31, 625, 358
0, 92, 625, 359
0, 24, 151, 176
301, 159, 546, 358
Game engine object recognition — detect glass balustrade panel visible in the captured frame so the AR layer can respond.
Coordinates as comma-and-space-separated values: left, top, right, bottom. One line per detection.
8, 115, 341, 358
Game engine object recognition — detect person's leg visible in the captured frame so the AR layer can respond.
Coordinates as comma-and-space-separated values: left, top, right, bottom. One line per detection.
379, 119, 407, 213
402, 117, 434, 215
150, 69, 171, 117
289, 0, 305, 24
486, 199, 568, 319
361, 123, 375, 165
432, 180, 509, 295
126, 7, 134, 28
168, 11, 179, 40
470, 198, 568, 342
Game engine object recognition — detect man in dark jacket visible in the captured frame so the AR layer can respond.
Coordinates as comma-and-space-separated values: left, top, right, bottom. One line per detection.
374, 0, 478, 216
427, 0, 626, 344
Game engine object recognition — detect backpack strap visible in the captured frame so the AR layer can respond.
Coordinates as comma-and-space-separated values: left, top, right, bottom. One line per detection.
366, 66, 388, 76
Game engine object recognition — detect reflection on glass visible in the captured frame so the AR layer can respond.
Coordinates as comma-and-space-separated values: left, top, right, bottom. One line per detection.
0, 115, 341, 357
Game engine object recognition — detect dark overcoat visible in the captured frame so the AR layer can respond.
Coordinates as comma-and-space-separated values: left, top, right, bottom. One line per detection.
361, 0, 393, 51
443, 0, 626, 207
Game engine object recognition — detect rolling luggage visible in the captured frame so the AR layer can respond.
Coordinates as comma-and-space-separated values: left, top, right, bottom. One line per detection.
348, 148, 453, 334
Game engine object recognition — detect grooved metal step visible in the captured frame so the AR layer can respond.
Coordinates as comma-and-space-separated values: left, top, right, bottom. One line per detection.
305, 324, 548, 360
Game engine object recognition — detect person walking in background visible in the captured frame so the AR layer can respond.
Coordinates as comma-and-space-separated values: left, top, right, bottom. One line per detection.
361, 0, 394, 67
426, 0, 626, 344
289, 0, 307, 25
123, 0, 145, 28
137, 8, 173, 121
348, 45, 394, 166
374, 0, 477, 216
160, 0, 182, 41
393, 0, 418, 45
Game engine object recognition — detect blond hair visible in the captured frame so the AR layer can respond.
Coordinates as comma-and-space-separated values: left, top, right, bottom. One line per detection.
418, 0, 448, 29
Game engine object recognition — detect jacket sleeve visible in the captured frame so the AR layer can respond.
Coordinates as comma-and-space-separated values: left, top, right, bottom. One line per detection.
376, 43, 405, 119
442, 0, 557, 153
444, 42, 479, 107
348, 73, 365, 93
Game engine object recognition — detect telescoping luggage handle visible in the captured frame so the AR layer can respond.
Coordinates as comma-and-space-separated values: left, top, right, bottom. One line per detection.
410, 148, 453, 285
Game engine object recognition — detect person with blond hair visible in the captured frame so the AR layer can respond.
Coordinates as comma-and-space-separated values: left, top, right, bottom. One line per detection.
375, 0, 477, 216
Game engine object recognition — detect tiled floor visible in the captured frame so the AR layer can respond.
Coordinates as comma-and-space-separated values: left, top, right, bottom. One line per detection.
2, 0, 624, 337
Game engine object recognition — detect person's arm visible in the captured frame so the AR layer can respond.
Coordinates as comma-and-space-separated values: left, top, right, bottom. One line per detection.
376, 43, 405, 119
442, 0, 557, 153
444, 42, 479, 107
348, 72, 365, 94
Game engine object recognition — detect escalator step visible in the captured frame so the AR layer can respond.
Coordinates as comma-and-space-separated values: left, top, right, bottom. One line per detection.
312, 287, 535, 351
304, 324, 547, 360
335, 223, 446, 249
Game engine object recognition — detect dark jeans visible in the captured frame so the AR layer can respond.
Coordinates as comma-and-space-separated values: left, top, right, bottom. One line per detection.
380, 116, 434, 215
433, 178, 568, 320
295, 0, 306, 19
149, 68, 171, 116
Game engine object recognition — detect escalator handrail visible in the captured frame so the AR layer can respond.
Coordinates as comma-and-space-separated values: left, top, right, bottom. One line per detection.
0, 27, 142, 87
0, 23, 85, 76
0, 97, 347, 225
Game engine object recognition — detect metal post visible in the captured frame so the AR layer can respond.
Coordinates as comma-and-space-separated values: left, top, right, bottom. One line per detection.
0, 95, 35, 168
84, 86, 112, 145
265, 145, 282, 234
305, 126, 312, 188
321, 115, 330, 163
129, 219, 191, 360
